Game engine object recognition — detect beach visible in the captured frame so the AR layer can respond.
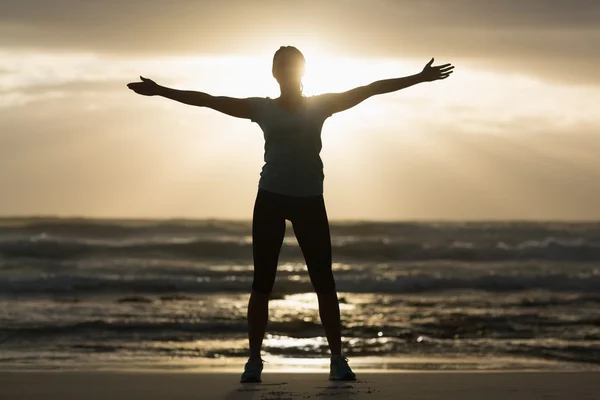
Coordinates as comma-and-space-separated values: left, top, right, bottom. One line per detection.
1, 218, 599, 398
1, 370, 599, 400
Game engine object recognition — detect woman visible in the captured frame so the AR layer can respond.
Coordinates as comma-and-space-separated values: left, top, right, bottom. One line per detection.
127, 46, 454, 382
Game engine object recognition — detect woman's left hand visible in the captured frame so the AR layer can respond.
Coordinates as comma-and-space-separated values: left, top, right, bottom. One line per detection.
420, 58, 455, 82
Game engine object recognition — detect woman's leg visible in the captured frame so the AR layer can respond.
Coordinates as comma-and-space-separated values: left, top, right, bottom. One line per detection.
290, 197, 342, 356
248, 190, 286, 359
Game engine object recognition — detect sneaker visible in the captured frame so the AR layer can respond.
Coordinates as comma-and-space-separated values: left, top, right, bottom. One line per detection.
329, 355, 356, 381
240, 357, 267, 383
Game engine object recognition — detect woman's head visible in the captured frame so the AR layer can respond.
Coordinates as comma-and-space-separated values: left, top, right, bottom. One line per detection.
272, 46, 305, 93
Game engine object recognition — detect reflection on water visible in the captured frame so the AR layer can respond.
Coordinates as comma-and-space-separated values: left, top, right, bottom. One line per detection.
1, 219, 600, 370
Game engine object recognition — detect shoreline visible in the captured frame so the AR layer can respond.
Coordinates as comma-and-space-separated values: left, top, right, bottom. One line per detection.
1, 371, 598, 400
0, 354, 596, 373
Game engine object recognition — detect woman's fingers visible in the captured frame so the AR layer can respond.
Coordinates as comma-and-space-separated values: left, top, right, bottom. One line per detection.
126, 79, 158, 95
437, 65, 455, 73
127, 79, 153, 89
140, 76, 157, 84
127, 82, 146, 93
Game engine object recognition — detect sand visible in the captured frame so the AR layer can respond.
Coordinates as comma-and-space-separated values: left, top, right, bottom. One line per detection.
1, 371, 599, 400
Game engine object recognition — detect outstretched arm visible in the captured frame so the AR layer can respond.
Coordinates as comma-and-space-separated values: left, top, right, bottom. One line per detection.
127, 76, 251, 119
316, 58, 454, 116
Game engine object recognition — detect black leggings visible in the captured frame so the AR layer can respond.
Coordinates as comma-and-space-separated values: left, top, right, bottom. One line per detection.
251, 188, 336, 294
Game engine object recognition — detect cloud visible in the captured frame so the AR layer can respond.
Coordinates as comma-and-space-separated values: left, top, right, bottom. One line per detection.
1, 0, 599, 84
365, 122, 600, 220
1, 49, 600, 220
2, 88, 599, 220
1, 0, 599, 220
375, 0, 600, 29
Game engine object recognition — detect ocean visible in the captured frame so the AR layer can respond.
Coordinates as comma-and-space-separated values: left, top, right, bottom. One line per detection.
0, 218, 599, 371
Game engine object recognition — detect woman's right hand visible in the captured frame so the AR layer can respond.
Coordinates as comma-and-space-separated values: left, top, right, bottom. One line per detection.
419, 58, 454, 82
127, 76, 160, 96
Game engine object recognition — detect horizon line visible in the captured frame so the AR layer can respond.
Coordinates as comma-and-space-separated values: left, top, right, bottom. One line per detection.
0, 215, 599, 224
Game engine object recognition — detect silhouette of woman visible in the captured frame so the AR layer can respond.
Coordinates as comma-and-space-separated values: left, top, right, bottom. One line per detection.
127, 46, 454, 382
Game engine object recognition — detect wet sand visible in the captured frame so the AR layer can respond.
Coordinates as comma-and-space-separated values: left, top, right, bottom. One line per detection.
1, 370, 599, 399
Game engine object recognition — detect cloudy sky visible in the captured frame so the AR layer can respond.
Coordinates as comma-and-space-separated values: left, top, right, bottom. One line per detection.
1, 0, 599, 220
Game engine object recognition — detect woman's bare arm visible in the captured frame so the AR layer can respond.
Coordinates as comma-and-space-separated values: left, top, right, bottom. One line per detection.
317, 58, 454, 116
127, 76, 251, 119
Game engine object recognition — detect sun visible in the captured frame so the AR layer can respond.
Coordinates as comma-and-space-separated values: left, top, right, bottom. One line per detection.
301, 50, 372, 96
300, 49, 416, 128
300, 49, 410, 128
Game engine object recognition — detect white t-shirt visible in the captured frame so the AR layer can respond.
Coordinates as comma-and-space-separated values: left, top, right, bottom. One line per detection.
248, 96, 332, 197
